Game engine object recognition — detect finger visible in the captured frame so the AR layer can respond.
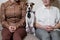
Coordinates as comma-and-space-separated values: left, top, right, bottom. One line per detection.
48, 29, 53, 31
10, 30, 15, 33
47, 27, 52, 29
12, 28, 16, 31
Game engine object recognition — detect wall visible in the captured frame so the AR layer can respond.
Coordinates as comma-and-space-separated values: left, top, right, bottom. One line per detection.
0, 0, 60, 8
0, 0, 27, 6
27, 0, 60, 9
0, 0, 8, 6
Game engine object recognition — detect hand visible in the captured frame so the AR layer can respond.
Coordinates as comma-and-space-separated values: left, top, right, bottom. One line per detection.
9, 26, 16, 33
53, 26, 58, 29
43, 25, 54, 32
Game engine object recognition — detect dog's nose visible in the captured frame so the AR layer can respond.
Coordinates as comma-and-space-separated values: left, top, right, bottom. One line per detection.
28, 8, 30, 10
28, 7, 31, 12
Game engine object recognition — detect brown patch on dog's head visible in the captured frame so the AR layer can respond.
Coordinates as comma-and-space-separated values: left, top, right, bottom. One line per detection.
26, 2, 35, 11
25, 2, 34, 8
30, 3, 34, 8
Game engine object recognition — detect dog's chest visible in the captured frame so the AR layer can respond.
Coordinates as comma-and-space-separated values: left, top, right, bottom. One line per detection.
27, 12, 34, 23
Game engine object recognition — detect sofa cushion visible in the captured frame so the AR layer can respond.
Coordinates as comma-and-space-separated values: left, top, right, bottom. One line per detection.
24, 33, 39, 40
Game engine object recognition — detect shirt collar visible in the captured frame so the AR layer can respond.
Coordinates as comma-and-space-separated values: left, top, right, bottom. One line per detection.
42, 5, 53, 10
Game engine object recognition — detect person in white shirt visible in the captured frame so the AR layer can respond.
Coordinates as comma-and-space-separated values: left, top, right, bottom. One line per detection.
35, 0, 60, 40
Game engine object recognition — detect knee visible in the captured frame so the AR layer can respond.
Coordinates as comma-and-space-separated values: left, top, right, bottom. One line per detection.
13, 28, 27, 39
13, 30, 27, 38
51, 31, 59, 37
13, 30, 23, 39
35, 29, 50, 39
51, 31, 58, 34
35, 29, 40, 38
2, 28, 11, 36
2, 28, 11, 39
50, 31, 60, 40
13, 31, 19, 38
13, 31, 22, 40
40, 32, 50, 40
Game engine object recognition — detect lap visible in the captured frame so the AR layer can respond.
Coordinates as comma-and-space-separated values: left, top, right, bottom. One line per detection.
1, 28, 12, 36
35, 29, 50, 40
14, 28, 27, 38
36, 29, 60, 36
35, 29, 50, 36
2, 28, 27, 37
35, 29, 60, 40
50, 30, 60, 40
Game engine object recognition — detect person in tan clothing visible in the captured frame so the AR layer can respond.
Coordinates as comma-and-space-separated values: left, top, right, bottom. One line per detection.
0, 0, 27, 40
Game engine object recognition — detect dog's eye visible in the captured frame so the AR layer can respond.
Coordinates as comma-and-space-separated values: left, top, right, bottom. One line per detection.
27, 5, 28, 6
30, 5, 32, 7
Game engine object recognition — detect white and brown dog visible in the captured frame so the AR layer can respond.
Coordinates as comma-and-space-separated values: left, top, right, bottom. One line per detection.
26, 3, 35, 36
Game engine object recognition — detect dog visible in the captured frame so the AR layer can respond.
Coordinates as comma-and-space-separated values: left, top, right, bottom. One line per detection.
26, 2, 35, 36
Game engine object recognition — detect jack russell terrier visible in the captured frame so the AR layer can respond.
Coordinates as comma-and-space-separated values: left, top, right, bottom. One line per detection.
26, 2, 35, 36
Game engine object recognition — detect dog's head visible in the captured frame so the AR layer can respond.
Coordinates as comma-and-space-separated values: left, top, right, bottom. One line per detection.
26, 3, 35, 18
26, 3, 35, 12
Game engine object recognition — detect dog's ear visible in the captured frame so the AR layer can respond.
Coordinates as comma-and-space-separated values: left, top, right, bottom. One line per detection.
31, 3, 35, 6
25, 3, 28, 6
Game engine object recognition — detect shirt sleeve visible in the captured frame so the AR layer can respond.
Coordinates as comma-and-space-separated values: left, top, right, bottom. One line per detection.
1, 3, 10, 29
56, 8, 60, 23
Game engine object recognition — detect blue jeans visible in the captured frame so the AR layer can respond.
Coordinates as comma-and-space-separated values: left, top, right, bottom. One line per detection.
35, 29, 60, 40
